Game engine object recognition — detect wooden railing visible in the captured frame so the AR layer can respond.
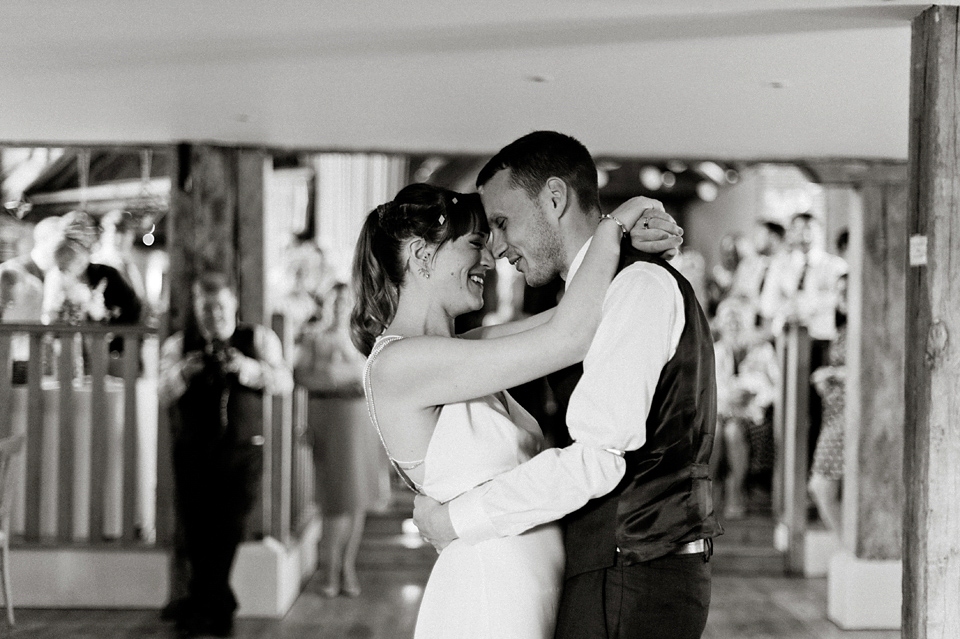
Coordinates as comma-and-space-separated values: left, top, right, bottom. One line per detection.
259, 314, 315, 545
2, 317, 316, 553
772, 322, 813, 574
0, 323, 159, 545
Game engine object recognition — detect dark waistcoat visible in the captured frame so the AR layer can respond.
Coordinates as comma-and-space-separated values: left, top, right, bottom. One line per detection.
176, 323, 264, 449
549, 243, 721, 577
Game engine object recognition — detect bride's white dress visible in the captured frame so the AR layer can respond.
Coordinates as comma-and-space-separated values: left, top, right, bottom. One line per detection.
365, 336, 564, 639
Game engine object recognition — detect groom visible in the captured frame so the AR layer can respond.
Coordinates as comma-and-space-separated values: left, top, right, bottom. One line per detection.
414, 131, 721, 639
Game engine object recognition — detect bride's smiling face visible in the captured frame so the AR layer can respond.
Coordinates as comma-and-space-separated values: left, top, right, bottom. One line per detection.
427, 231, 494, 317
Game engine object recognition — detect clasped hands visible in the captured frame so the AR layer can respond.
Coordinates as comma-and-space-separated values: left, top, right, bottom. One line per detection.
608, 196, 683, 260
180, 345, 247, 381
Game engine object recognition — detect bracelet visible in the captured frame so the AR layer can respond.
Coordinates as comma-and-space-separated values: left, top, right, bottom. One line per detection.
599, 214, 628, 235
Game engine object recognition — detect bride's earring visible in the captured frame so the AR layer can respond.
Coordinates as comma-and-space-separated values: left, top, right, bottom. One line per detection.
418, 255, 431, 279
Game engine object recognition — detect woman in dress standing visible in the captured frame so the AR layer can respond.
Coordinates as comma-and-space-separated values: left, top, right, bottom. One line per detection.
295, 282, 389, 597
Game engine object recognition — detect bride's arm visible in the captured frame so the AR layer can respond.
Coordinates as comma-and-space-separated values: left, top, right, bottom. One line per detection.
457, 202, 683, 341
373, 203, 654, 407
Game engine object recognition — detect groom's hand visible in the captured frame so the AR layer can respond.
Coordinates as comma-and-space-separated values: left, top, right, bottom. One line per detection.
413, 494, 458, 553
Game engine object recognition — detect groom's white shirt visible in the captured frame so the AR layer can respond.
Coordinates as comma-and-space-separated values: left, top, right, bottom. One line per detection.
448, 238, 686, 544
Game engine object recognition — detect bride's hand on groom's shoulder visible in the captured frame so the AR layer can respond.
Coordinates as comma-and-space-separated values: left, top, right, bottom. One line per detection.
413, 494, 457, 553
611, 196, 684, 260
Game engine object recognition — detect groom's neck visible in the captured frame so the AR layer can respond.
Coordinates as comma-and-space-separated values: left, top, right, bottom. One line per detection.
558, 206, 600, 278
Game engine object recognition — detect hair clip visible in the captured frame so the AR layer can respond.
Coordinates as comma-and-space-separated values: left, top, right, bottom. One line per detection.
438, 214, 446, 225
451, 197, 458, 204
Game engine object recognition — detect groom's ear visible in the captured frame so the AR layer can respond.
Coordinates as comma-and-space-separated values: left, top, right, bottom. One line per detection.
542, 177, 569, 222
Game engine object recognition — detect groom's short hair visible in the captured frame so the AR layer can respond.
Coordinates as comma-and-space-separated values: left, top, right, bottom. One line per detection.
476, 131, 601, 214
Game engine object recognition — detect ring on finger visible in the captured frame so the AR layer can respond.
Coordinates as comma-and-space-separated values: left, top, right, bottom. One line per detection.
643, 217, 651, 229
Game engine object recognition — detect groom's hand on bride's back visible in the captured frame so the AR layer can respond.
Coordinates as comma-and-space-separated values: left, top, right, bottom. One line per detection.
413, 494, 458, 553
612, 196, 684, 260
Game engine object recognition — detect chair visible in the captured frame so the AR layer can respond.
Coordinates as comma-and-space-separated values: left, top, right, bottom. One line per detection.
0, 433, 25, 626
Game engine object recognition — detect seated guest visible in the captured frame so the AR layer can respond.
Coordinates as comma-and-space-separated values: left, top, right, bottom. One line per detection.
159, 272, 293, 638
712, 297, 779, 519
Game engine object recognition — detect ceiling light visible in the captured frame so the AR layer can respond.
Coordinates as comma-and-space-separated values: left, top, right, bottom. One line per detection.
661, 171, 677, 188
696, 161, 726, 183
597, 169, 609, 189
666, 160, 687, 174
696, 181, 719, 202
639, 166, 663, 190
725, 169, 740, 184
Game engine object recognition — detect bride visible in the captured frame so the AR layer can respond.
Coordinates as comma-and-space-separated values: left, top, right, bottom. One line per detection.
351, 183, 678, 638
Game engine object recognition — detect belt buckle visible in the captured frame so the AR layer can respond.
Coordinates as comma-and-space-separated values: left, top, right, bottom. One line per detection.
676, 539, 710, 557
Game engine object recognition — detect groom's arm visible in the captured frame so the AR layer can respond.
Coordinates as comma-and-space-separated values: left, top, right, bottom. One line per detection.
415, 264, 683, 548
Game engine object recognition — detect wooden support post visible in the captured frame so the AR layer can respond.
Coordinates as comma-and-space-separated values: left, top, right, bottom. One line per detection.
904, 6, 960, 639
820, 168, 907, 629
165, 144, 271, 602
845, 174, 907, 559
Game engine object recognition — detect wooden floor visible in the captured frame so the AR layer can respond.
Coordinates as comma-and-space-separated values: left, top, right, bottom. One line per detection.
6, 511, 902, 639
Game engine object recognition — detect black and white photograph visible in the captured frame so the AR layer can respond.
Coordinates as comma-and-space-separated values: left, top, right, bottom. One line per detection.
0, 2, 956, 638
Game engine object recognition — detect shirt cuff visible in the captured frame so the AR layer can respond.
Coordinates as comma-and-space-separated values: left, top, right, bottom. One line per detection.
236, 357, 264, 389
448, 488, 499, 545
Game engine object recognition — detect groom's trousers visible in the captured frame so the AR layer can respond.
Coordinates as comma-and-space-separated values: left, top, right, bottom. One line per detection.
554, 551, 711, 639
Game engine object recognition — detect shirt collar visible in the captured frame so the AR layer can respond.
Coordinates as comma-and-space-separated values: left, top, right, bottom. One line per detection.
563, 238, 593, 291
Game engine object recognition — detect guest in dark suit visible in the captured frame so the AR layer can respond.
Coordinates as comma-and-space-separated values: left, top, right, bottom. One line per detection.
159, 273, 293, 638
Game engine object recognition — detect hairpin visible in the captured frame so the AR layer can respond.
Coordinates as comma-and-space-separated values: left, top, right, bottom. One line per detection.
438, 214, 446, 225
451, 197, 458, 204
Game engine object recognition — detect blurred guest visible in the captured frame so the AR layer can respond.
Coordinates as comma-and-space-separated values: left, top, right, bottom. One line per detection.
808, 273, 848, 539
761, 212, 847, 467
712, 297, 779, 519
92, 209, 146, 300
159, 273, 293, 637
0, 268, 44, 383
294, 282, 388, 598
45, 237, 142, 369
707, 233, 743, 317
762, 212, 847, 341
732, 219, 787, 331
0, 268, 43, 322
0, 215, 65, 283
277, 240, 329, 338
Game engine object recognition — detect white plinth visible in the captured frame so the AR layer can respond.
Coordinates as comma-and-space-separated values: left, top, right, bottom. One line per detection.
232, 517, 322, 618
8, 515, 321, 614
803, 528, 843, 577
11, 547, 169, 607
827, 549, 902, 630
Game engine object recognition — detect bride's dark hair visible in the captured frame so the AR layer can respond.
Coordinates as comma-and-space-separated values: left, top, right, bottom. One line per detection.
350, 183, 487, 355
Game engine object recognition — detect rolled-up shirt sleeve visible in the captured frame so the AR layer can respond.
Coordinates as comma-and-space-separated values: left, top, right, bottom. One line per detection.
449, 262, 684, 544
158, 333, 188, 407
236, 326, 294, 395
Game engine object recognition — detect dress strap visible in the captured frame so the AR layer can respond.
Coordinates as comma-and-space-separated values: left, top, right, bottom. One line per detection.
363, 335, 425, 494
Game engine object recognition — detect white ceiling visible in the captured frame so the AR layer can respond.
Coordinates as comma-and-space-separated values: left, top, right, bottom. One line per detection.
0, 1, 944, 161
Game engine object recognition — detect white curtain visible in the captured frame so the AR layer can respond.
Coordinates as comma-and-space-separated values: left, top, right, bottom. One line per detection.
313, 153, 407, 282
